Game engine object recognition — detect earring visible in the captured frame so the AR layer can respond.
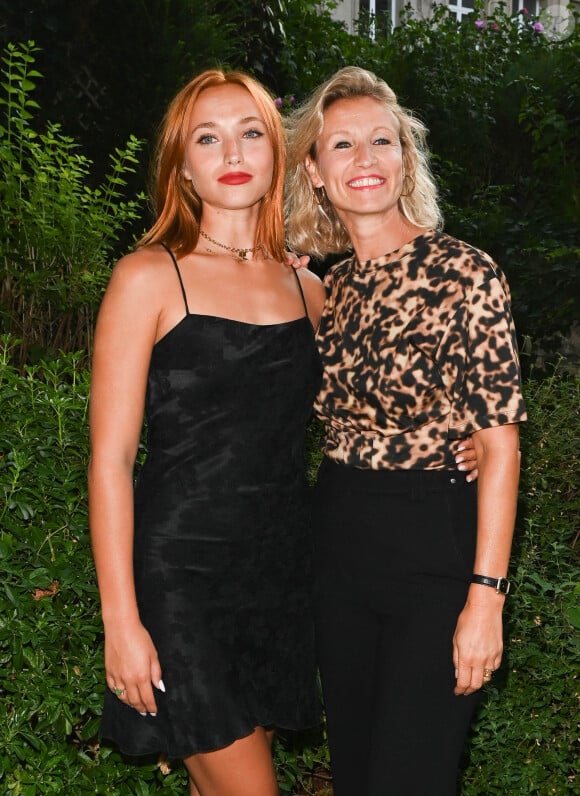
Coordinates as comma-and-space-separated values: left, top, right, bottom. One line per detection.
313, 186, 327, 205
400, 174, 415, 198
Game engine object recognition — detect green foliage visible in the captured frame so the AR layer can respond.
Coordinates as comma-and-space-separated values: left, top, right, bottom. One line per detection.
461, 367, 579, 794
1, 334, 577, 793
274, 725, 331, 795
207, 0, 290, 90
276, 1, 353, 96
0, 1, 235, 190
0, 42, 144, 364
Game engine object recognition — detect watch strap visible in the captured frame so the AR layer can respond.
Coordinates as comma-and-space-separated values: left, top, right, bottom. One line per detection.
471, 574, 511, 595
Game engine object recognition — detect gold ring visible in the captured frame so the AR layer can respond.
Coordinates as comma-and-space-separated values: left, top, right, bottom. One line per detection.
113, 687, 125, 696
483, 668, 494, 679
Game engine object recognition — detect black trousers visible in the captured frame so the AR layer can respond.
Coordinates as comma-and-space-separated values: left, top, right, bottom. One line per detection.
313, 458, 480, 796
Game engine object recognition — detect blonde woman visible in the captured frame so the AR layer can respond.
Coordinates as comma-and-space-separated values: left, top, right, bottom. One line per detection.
286, 67, 526, 795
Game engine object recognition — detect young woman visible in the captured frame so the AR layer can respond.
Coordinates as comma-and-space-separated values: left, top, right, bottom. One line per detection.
88, 69, 326, 796
286, 67, 527, 795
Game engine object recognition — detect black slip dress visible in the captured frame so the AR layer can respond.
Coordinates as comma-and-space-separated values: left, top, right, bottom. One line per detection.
100, 245, 322, 759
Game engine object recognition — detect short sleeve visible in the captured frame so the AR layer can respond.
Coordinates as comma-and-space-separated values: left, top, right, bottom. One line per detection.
448, 270, 527, 437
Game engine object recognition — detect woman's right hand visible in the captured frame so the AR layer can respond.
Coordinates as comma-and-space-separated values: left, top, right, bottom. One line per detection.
105, 618, 164, 716
285, 251, 310, 270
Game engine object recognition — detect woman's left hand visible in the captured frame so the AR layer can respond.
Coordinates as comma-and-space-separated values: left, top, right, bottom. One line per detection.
452, 595, 504, 695
455, 436, 478, 481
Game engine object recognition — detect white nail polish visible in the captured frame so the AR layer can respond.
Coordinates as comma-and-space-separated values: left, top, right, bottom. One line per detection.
457, 464, 466, 471
158, 679, 166, 693
139, 712, 147, 717
149, 712, 157, 717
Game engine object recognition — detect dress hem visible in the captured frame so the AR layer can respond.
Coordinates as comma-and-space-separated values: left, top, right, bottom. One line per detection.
100, 715, 322, 760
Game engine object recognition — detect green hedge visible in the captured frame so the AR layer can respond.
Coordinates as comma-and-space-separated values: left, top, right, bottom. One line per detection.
461, 368, 579, 794
0, 336, 577, 794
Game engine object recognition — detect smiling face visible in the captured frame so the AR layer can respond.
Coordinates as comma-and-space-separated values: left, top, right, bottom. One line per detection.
183, 83, 275, 215
306, 96, 405, 228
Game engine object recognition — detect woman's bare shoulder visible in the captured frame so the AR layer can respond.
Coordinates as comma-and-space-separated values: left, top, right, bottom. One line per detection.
107, 244, 174, 296
113, 244, 172, 276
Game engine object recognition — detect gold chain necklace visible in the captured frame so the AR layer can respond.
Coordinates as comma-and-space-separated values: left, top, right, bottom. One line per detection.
199, 229, 255, 262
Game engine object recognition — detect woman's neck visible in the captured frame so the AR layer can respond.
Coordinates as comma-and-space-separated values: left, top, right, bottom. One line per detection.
198, 207, 260, 260
345, 211, 425, 264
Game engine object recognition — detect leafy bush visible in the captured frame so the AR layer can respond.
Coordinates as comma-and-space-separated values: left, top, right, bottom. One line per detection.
0, 1, 235, 191
460, 366, 579, 794
276, 1, 353, 95
1, 334, 577, 793
0, 43, 144, 365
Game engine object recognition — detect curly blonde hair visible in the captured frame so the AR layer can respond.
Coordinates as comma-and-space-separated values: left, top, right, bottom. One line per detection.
139, 69, 287, 261
285, 66, 443, 257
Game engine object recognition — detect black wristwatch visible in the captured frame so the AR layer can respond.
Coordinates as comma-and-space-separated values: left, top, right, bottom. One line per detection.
471, 574, 511, 595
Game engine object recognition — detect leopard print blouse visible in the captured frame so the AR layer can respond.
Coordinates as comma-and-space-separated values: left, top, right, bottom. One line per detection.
313, 231, 527, 470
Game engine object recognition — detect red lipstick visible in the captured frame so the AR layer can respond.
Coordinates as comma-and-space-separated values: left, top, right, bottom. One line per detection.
218, 172, 252, 185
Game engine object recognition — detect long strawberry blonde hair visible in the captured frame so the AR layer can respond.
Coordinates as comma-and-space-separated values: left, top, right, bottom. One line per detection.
139, 69, 286, 261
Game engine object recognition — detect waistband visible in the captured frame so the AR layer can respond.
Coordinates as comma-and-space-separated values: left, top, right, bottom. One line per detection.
316, 456, 474, 495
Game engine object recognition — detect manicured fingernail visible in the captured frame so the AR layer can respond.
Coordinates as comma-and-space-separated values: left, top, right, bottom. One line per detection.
466, 475, 473, 483
149, 712, 157, 717
457, 463, 466, 471
139, 712, 147, 717
457, 445, 465, 452
456, 456, 464, 463
158, 679, 166, 693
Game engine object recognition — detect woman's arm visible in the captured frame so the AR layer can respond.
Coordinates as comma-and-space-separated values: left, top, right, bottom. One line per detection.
452, 422, 520, 695
88, 252, 164, 715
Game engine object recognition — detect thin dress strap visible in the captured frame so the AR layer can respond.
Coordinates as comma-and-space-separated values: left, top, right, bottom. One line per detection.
291, 268, 309, 318
160, 242, 190, 315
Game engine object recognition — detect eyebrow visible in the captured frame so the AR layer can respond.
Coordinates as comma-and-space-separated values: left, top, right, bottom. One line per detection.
327, 126, 399, 137
191, 116, 265, 133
